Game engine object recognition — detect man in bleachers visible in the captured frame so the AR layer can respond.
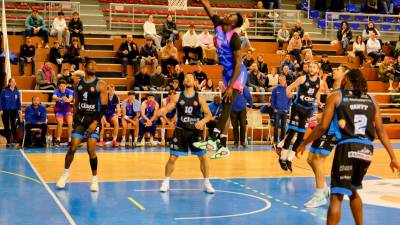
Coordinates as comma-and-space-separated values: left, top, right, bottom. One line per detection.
59, 68, 74, 90
182, 24, 203, 65
160, 39, 179, 75
121, 91, 141, 147
24, 96, 47, 147
256, 55, 269, 74
140, 37, 158, 72
118, 35, 140, 77
150, 65, 166, 91
133, 65, 151, 91
51, 11, 70, 48
50, 41, 64, 74
143, 15, 161, 51
53, 80, 74, 147
281, 65, 294, 85
247, 63, 266, 104
367, 32, 385, 67
19, 37, 36, 76
290, 20, 304, 38
194, 64, 208, 89
279, 54, 295, 73
243, 50, 255, 69
379, 56, 396, 91
162, 15, 179, 46
25, 9, 49, 48
68, 12, 85, 50
170, 64, 185, 90
197, 27, 217, 64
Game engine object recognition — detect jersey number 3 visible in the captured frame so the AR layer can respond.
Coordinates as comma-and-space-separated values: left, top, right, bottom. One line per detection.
354, 114, 367, 135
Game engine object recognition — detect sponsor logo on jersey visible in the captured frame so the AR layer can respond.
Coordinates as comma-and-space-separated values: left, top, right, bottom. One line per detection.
79, 102, 96, 111
338, 119, 346, 129
180, 116, 199, 124
78, 85, 83, 91
179, 100, 185, 105
90, 86, 95, 92
305, 82, 309, 87
193, 101, 198, 106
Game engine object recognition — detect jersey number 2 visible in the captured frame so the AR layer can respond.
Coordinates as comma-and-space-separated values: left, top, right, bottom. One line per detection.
354, 114, 367, 135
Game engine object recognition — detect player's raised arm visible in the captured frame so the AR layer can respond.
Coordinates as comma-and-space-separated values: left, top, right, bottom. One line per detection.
286, 76, 306, 98
198, 0, 215, 20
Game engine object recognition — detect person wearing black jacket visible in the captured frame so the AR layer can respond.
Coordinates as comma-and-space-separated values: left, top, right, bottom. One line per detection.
337, 21, 352, 55
256, 55, 268, 74
50, 41, 64, 73
161, 14, 179, 46
19, 37, 36, 75
68, 12, 85, 50
118, 36, 140, 77
320, 55, 334, 88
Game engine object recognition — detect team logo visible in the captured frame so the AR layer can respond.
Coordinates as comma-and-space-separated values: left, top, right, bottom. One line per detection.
78, 85, 83, 91
305, 82, 309, 87
90, 87, 95, 92
294, 115, 299, 120
179, 100, 185, 105
193, 101, 198, 106
338, 119, 346, 129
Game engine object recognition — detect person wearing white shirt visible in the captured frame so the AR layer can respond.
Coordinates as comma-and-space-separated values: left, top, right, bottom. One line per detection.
197, 27, 217, 64
143, 15, 161, 50
51, 11, 70, 47
182, 24, 203, 64
366, 32, 385, 66
352, 35, 366, 65
267, 67, 279, 91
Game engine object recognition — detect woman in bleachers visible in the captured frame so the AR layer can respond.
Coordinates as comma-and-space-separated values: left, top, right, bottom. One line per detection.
238, 16, 255, 51
287, 32, 302, 63
362, 22, 381, 43
301, 32, 313, 57
337, 21, 352, 55
277, 23, 290, 53
161, 14, 179, 46
367, 32, 385, 67
352, 35, 367, 67
143, 15, 162, 51
65, 37, 84, 71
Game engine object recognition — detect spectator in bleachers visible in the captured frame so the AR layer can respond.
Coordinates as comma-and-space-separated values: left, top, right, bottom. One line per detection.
118, 35, 140, 77
138, 94, 159, 146
364, 0, 380, 13
271, 74, 291, 147
121, 91, 141, 147
0, 78, 22, 147
160, 39, 179, 75
19, 37, 36, 76
247, 63, 266, 103
24, 96, 47, 147
394, 56, 400, 82
170, 64, 185, 90
143, 15, 161, 50
59, 68, 74, 90
65, 37, 84, 71
299, 51, 313, 71
207, 95, 222, 136
382, 0, 394, 13
295, 63, 309, 79
337, 21, 352, 55
194, 64, 208, 89
68, 12, 85, 50
53, 80, 73, 147
362, 22, 381, 42
394, 35, 400, 58
353, 35, 367, 66
202, 79, 214, 92
25, 9, 49, 48
51, 11, 70, 48
290, 20, 304, 38
140, 37, 158, 72
266, 0, 281, 18
394, 0, 400, 14
243, 50, 255, 69
239, 16, 255, 51
267, 67, 279, 91
231, 86, 253, 148
287, 32, 302, 63
280, 54, 295, 72
182, 24, 203, 65
198, 27, 217, 64
35, 61, 57, 93
168, 79, 181, 92
379, 56, 396, 91
255, 1, 268, 26
281, 65, 294, 84
301, 32, 313, 56
320, 55, 334, 87
367, 32, 385, 66
98, 84, 120, 147
256, 55, 269, 74
160, 90, 177, 145
134, 66, 151, 91
161, 14, 179, 46
150, 65, 166, 91
50, 41, 64, 74
277, 23, 290, 52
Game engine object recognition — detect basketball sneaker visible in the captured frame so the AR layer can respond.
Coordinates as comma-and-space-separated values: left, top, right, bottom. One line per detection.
56, 174, 69, 189
97, 141, 105, 147
304, 194, 327, 208
112, 140, 120, 147
278, 158, 288, 171
204, 182, 215, 194
286, 160, 293, 172
159, 180, 170, 192
210, 146, 230, 159
120, 139, 126, 147
90, 178, 99, 192
193, 139, 218, 151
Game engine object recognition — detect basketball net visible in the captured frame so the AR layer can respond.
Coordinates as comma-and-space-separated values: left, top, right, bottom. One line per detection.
168, 0, 188, 11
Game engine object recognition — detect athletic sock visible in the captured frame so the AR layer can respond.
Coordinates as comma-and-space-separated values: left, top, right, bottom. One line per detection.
287, 151, 296, 161
134, 137, 138, 142
161, 128, 165, 141
68, 137, 71, 142
64, 169, 69, 176
122, 137, 126, 141
220, 134, 227, 147
280, 149, 289, 160
113, 136, 117, 141
204, 178, 210, 184
92, 176, 98, 182
164, 177, 170, 182
315, 188, 324, 197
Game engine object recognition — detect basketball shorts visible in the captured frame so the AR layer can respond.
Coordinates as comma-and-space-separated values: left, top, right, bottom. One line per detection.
104, 113, 117, 123
72, 112, 101, 141
170, 127, 206, 156
330, 142, 373, 196
55, 106, 72, 120
287, 104, 312, 133
310, 134, 337, 156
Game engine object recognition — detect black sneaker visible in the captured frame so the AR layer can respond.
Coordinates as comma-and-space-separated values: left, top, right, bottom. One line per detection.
286, 160, 293, 172
278, 158, 288, 171
54, 140, 61, 147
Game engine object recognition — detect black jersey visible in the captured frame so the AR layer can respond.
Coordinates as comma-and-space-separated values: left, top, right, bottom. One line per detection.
176, 92, 202, 130
76, 77, 100, 115
335, 89, 376, 142
294, 75, 320, 108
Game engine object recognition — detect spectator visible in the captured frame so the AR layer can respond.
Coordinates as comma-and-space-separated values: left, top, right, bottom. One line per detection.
271, 73, 291, 146
247, 63, 266, 103
119, 36, 139, 77
281, 65, 294, 84
138, 94, 159, 146
362, 22, 381, 42
121, 91, 141, 147
198, 27, 217, 64
19, 37, 36, 75
216, 80, 224, 92
239, 16, 255, 51
59, 68, 74, 90
277, 23, 290, 52
150, 65, 166, 91
299, 51, 313, 71
378, 56, 395, 91
0, 78, 22, 147
301, 32, 313, 56
394, 35, 400, 58
231, 86, 253, 148
243, 50, 255, 69
256, 55, 269, 74
337, 21, 352, 55
170, 64, 185, 90
194, 64, 208, 88
382, 0, 395, 13
168, 78, 181, 92
394, 0, 400, 14
68, 12, 85, 50
255, 1, 268, 26
207, 95, 222, 136
287, 32, 302, 63
35, 61, 57, 93
394, 56, 400, 83
320, 55, 334, 87
24, 9, 49, 48
353, 35, 367, 66
295, 62, 309, 79
98, 84, 120, 147
267, 67, 279, 90
51, 11, 70, 47
280, 54, 295, 72
161, 14, 179, 46
24, 96, 47, 147
50, 41, 64, 74
65, 37, 84, 71
140, 37, 158, 72
53, 80, 73, 146
367, 32, 385, 66
182, 24, 203, 64
160, 90, 177, 145
143, 15, 161, 50
202, 79, 214, 91
290, 20, 304, 38
134, 66, 151, 91
365, 0, 380, 13
160, 39, 179, 75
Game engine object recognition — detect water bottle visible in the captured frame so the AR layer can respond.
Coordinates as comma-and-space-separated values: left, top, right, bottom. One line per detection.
129, 135, 133, 147
247, 136, 251, 145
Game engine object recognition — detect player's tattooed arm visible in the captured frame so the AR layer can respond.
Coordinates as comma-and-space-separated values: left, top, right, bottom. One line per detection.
197, 0, 215, 20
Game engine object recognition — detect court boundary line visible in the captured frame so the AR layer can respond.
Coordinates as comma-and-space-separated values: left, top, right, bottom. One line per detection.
20, 150, 77, 225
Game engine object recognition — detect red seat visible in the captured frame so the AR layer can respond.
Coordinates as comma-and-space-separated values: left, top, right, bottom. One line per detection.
6, 14, 17, 19
159, 10, 169, 15
5, 5, 16, 9
65, 17, 71, 21
100, 0, 110, 3
133, 9, 143, 14
102, 7, 110, 12
19, 15, 27, 20
62, 7, 72, 11
186, 12, 196, 16
112, 18, 121, 22
153, 20, 162, 25
121, 18, 130, 23
16, 5, 30, 9
31, 5, 45, 10
116, 9, 129, 13
134, 19, 145, 23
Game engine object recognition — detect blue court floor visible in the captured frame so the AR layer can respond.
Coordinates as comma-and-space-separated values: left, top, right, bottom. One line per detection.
1, 148, 400, 225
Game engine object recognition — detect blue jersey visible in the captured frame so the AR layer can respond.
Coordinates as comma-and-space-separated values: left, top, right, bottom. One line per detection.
54, 88, 74, 108
164, 97, 176, 118
105, 94, 119, 116
140, 100, 157, 124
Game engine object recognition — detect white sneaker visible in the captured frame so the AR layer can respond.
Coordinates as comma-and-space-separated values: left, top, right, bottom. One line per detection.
136, 141, 145, 147
90, 179, 99, 192
204, 182, 215, 194
304, 194, 327, 208
56, 174, 69, 189
185, 60, 189, 65
159, 180, 170, 192
277, 139, 285, 148
120, 139, 126, 147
